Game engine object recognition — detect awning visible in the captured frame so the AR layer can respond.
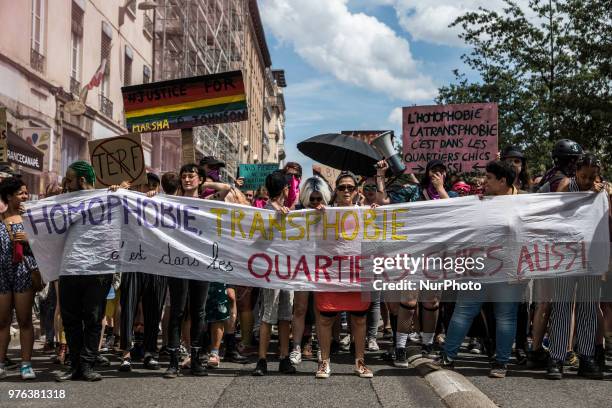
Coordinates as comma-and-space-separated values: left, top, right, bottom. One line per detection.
7, 130, 44, 171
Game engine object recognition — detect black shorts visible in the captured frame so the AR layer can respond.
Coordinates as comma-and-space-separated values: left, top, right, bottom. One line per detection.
320, 310, 368, 318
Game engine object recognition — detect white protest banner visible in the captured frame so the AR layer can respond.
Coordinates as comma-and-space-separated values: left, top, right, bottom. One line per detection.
24, 190, 609, 291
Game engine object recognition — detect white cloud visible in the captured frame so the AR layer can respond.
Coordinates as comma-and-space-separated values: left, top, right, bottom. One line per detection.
260, 0, 437, 101
383, 0, 530, 47
387, 107, 402, 127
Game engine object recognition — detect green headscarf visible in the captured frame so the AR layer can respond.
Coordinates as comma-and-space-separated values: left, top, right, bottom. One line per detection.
68, 160, 96, 186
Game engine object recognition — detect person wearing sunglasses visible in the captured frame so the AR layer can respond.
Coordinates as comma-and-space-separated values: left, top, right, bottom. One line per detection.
500, 146, 531, 192
244, 190, 254, 204
315, 172, 374, 379
286, 177, 334, 367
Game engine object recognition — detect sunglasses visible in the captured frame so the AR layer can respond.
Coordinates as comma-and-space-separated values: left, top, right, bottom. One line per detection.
309, 196, 323, 203
336, 184, 356, 193
245, 193, 253, 198
363, 184, 377, 192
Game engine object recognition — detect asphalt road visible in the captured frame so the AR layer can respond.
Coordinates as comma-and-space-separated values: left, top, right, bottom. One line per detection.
452, 349, 612, 408
0, 340, 444, 408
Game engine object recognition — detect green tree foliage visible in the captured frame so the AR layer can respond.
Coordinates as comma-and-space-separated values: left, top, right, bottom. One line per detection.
436, 0, 612, 176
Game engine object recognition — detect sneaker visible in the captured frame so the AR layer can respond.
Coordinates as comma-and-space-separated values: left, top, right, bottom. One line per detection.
4, 358, 17, 369
143, 355, 160, 370
382, 328, 393, 340
431, 352, 454, 369
526, 348, 549, 369
20, 363, 36, 380
207, 353, 220, 369
118, 358, 132, 372
81, 365, 102, 382
408, 332, 422, 344
381, 346, 396, 362
577, 356, 603, 380
354, 358, 373, 378
514, 348, 527, 365
469, 339, 482, 355
279, 356, 296, 374
421, 344, 438, 359
340, 335, 351, 351
367, 338, 380, 352
55, 367, 82, 382
316, 359, 331, 378
565, 351, 579, 370
96, 354, 111, 367
289, 349, 302, 365
394, 348, 409, 368
546, 359, 564, 380
252, 358, 267, 376
489, 361, 508, 378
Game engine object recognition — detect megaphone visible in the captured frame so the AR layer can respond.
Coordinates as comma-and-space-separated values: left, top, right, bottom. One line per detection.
371, 131, 405, 175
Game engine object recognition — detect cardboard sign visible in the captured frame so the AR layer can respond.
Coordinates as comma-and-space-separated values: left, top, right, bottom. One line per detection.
88, 133, 147, 188
341, 130, 389, 144
0, 107, 7, 163
122, 70, 248, 132
402, 103, 498, 173
239, 163, 279, 191
313, 164, 341, 189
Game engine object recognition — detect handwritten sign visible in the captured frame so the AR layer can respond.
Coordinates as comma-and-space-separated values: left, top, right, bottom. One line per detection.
402, 103, 498, 173
239, 163, 279, 191
0, 107, 7, 163
313, 164, 341, 189
88, 133, 147, 188
341, 130, 389, 144
122, 70, 248, 132
23, 190, 609, 290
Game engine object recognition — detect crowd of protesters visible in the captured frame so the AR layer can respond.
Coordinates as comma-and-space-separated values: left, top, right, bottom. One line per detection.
0, 138, 610, 383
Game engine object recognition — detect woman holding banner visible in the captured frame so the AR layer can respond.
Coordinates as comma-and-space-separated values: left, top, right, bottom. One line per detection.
163, 164, 211, 379
288, 176, 333, 367
315, 171, 373, 379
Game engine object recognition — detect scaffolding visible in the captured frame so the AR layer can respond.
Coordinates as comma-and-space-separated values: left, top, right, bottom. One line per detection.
153, 0, 247, 180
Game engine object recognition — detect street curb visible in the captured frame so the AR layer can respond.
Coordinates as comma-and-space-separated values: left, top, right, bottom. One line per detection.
407, 354, 498, 408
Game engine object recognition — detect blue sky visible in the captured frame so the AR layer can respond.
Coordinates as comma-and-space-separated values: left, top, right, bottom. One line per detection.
258, 0, 518, 176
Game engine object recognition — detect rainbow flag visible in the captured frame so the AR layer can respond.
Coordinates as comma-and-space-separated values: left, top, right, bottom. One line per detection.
121, 70, 248, 133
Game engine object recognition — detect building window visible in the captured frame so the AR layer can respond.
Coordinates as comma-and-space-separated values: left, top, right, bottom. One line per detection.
124, 54, 132, 86
70, 2, 84, 92
30, 0, 45, 72
100, 29, 111, 96
143, 65, 151, 84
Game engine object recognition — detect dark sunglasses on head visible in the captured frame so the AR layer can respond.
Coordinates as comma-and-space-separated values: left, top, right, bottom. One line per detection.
336, 184, 355, 192
309, 196, 323, 203
363, 184, 377, 192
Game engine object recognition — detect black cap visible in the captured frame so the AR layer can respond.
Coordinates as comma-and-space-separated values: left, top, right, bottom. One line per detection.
425, 159, 446, 173
199, 156, 225, 167
500, 146, 524, 160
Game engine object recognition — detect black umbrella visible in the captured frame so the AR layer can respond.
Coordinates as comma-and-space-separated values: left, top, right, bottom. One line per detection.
297, 133, 382, 176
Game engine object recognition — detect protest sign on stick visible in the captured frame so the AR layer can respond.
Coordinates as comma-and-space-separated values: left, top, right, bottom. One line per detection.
122, 70, 249, 166
402, 103, 498, 173
239, 163, 279, 191
313, 164, 341, 189
88, 133, 147, 188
